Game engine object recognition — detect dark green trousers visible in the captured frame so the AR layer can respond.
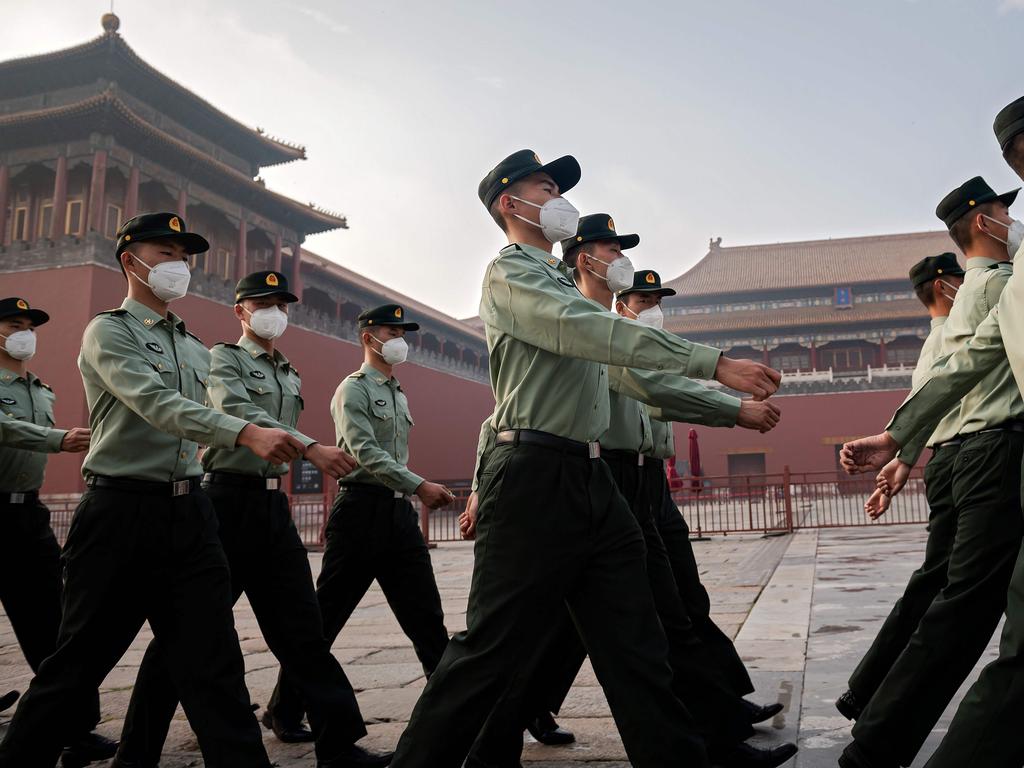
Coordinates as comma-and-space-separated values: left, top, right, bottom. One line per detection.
924, 520, 1024, 768
647, 459, 756, 698
389, 442, 710, 768
845, 430, 1024, 768
847, 443, 960, 705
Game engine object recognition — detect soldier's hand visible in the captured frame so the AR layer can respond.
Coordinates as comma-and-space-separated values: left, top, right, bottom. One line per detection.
305, 443, 358, 479
237, 425, 305, 465
839, 432, 899, 475
416, 481, 456, 510
736, 400, 781, 433
59, 427, 90, 453
875, 458, 911, 497
460, 492, 479, 540
713, 357, 782, 401
865, 487, 892, 520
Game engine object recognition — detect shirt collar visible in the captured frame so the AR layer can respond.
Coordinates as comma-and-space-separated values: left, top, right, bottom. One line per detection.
360, 361, 395, 387
0, 366, 26, 384
966, 256, 1000, 271
509, 242, 568, 274
237, 334, 289, 366
930, 316, 947, 329
122, 298, 187, 334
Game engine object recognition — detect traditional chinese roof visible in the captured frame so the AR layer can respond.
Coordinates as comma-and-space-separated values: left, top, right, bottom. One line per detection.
665, 298, 928, 336
0, 89, 344, 235
665, 231, 956, 299
0, 18, 305, 170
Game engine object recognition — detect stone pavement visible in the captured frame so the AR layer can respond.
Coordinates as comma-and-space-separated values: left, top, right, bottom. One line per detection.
0, 526, 1004, 766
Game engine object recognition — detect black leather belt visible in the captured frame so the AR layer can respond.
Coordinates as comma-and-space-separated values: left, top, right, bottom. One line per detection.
495, 429, 601, 459
203, 472, 282, 491
0, 490, 38, 504
979, 420, 1024, 434
601, 448, 646, 467
86, 475, 201, 497
338, 481, 404, 499
932, 437, 963, 449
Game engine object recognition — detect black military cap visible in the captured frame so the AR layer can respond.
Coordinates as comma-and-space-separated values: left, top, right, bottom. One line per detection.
617, 269, 677, 299
358, 304, 420, 331
559, 213, 639, 259
935, 176, 1019, 229
994, 95, 1024, 151
0, 297, 48, 326
115, 212, 209, 259
235, 271, 299, 303
478, 149, 581, 209
909, 252, 966, 288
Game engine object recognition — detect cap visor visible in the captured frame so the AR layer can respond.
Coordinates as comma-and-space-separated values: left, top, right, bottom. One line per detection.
540, 155, 581, 196
619, 287, 676, 298
5, 308, 50, 326
238, 290, 300, 303
617, 233, 640, 250
999, 188, 1020, 209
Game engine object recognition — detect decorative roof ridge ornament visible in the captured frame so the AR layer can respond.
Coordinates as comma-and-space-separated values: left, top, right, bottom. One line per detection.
101, 12, 120, 34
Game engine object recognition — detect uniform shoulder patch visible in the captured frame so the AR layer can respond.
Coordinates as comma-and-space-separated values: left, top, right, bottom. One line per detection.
185, 330, 204, 344
96, 308, 128, 317
213, 342, 241, 350
33, 379, 53, 391
347, 371, 366, 379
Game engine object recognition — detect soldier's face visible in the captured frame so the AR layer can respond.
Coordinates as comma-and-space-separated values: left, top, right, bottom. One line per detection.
0, 317, 33, 335
123, 239, 189, 271
500, 172, 559, 225
580, 240, 623, 277
621, 294, 661, 316
363, 326, 405, 347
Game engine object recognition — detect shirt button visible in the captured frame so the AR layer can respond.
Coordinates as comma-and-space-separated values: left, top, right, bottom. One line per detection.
180, 363, 186, 369
157, 363, 164, 370
180, 451, 187, 459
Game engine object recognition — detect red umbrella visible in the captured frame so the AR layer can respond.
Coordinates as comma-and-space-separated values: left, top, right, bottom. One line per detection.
688, 428, 702, 492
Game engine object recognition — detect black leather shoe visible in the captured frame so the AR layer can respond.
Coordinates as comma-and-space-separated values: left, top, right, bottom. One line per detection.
61, 732, 119, 767
835, 689, 862, 721
742, 698, 784, 724
0, 690, 19, 713
526, 712, 575, 745
716, 741, 798, 767
317, 743, 394, 767
261, 709, 315, 743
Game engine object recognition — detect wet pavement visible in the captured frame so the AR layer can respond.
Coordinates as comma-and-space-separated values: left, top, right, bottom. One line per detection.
0, 526, 1003, 766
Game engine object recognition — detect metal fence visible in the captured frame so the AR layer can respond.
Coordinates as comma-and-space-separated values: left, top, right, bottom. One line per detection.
42, 465, 930, 548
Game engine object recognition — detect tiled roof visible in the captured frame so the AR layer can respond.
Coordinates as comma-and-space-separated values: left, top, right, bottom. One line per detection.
665, 231, 957, 298
0, 29, 305, 169
0, 89, 344, 235
665, 298, 928, 335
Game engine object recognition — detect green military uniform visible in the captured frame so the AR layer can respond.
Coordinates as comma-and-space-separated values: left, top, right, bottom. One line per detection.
392, 151, 723, 768
117, 271, 375, 766
0, 215, 271, 768
271, 303, 450, 733
919, 96, 1024, 768
843, 179, 1024, 768
844, 254, 966, 715
0, 297, 109, 762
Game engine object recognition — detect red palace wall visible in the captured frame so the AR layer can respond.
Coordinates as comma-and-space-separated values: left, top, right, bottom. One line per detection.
4, 265, 496, 495
687, 389, 916, 477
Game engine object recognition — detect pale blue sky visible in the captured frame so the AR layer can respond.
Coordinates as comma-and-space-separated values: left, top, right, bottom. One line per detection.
3, 0, 1023, 317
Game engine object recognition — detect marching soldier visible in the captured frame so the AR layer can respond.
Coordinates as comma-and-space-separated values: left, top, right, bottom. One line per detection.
267, 303, 453, 732
837, 178, 1024, 768
0, 213, 305, 768
113, 271, 390, 768
387, 150, 781, 768
835, 253, 965, 722
0, 297, 117, 767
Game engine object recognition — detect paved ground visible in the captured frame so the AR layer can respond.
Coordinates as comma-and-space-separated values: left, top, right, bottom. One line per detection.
0, 526, 1003, 766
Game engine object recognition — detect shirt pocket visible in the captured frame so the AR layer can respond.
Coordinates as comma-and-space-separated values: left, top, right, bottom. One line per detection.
190, 368, 211, 407
141, 349, 179, 390
369, 400, 396, 445
243, 378, 275, 415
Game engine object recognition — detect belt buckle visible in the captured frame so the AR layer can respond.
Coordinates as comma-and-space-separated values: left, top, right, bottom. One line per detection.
588, 442, 601, 459
266, 478, 280, 490
9, 492, 25, 504
637, 454, 645, 467
394, 490, 404, 499
171, 480, 191, 497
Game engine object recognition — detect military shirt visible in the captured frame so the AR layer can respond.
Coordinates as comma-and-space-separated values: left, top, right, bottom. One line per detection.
79, 298, 249, 482
479, 243, 722, 443
202, 336, 315, 477
647, 416, 676, 460
893, 317, 947, 464
0, 367, 64, 492
332, 362, 424, 495
890, 259, 1019, 452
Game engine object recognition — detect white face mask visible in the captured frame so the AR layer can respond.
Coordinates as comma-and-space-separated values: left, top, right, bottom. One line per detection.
0, 329, 36, 361
244, 306, 289, 340
585, 253, 635, 294
620, 303, 664, 330
510, 195, 580, 243
128, 255, 191, 302
370, 335, 409, 366
937, 279, 959, 303
981, 214, 1024, 258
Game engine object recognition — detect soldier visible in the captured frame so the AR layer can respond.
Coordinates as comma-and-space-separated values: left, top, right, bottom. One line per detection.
836, 178, 1024, 768
0, 297, 118, 767
834, 254, 965, 723
0, 213, 306, 768
843, 95, 1024, 768
387, 149, 781, 768
266, 303, 453, 733
112, 271, 390, 768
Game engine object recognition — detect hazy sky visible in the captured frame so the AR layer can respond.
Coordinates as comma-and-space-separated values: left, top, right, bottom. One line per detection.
3, 0, 1024, 318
